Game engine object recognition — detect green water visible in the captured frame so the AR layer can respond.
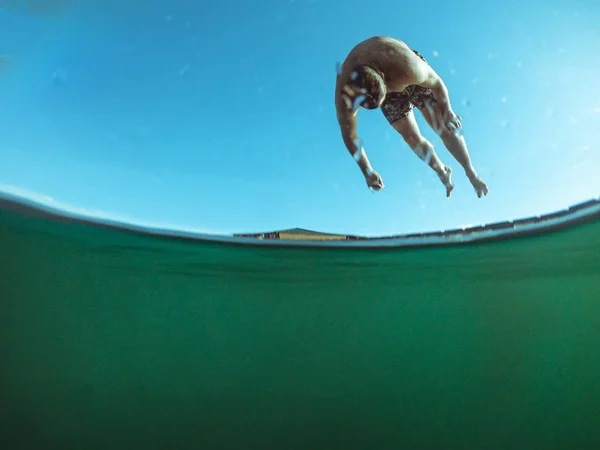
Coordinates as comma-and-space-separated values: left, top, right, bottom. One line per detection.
1, 205, 600, 450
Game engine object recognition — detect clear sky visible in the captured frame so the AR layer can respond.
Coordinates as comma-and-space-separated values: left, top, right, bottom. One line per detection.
1, 0, 599, 237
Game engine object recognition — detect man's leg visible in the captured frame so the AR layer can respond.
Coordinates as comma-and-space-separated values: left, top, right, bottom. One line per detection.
391, 110, 454, 197
418, 104, 488, 197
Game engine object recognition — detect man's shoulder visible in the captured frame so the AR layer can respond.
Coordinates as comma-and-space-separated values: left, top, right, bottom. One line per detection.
362, 36, 407, 47
347, 36, 410, 61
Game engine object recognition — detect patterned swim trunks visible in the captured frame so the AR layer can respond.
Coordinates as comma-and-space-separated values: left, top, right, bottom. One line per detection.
380, 50, 437, 124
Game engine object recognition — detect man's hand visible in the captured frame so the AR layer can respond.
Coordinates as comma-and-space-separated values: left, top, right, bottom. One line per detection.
365, 170, 385, 191
445, 109, 462, 133
421, 76, 462, 134
427, 102, 462, 135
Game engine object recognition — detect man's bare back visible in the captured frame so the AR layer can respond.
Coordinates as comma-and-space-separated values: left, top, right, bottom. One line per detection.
337, 37, 433, 94
335, 36, 488, 198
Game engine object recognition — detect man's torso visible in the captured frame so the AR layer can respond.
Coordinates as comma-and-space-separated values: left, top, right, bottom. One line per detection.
337, 36, 426, 94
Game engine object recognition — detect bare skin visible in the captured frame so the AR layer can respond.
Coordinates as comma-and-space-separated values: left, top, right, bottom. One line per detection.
335, 36, 488, 198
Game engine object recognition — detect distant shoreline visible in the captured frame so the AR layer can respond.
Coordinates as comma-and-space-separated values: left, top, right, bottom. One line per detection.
1, 190, 599, 249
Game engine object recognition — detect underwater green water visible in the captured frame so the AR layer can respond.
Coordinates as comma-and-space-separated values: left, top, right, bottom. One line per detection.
1, 205, 599, 449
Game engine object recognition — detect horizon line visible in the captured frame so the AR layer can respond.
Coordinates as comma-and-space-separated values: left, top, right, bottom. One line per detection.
1, 188, 599, 249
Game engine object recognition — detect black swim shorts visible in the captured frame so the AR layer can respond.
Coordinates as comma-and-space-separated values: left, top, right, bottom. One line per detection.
380, 50, 437, 125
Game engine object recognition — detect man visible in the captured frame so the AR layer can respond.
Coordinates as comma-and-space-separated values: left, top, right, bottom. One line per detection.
335, 36, 488, 198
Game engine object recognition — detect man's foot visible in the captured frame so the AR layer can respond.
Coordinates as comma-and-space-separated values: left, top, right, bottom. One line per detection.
438, 166, 454, 197
466, 170, 489, 198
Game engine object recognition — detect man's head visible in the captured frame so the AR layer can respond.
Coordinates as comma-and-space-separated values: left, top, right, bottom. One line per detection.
342, 65, 386, 111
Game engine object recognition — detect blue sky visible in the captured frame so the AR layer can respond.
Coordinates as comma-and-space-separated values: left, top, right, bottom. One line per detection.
1, 0, 599, 236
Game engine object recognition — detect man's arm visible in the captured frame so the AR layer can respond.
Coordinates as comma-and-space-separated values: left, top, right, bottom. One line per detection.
416, 68, 452, 108
335, 92, 374, 178
402, 51, 452, 107
407, 56, 461, 132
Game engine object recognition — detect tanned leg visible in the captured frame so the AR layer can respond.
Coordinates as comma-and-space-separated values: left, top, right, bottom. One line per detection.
419, 104, 489, 198
391, 110, 454, 197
